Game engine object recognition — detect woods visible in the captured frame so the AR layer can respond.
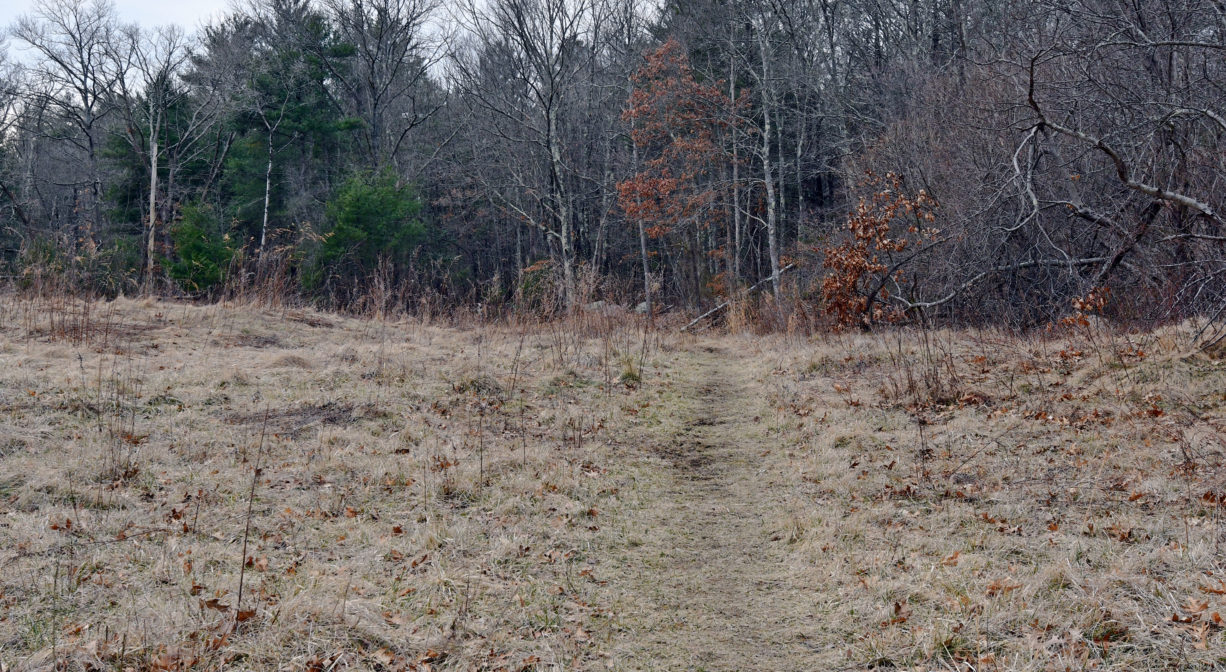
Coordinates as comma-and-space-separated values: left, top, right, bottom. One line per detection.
1, 0, 1224, 329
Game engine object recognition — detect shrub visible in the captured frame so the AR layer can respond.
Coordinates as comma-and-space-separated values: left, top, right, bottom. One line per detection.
309, 170, 425, 291
168, 204, 235, 293
821, 172, 938, 329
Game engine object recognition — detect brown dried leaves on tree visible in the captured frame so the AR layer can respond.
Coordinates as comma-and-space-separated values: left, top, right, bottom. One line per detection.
617, 38, 746, 245
821, 172, 939, 329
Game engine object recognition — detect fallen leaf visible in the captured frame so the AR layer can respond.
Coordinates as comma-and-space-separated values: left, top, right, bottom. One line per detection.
1191, 622, 1210, 650
1199, 582, 1226, 596
986, 578, 1021, 597
880, 600, 910, 627
201, 598, 229, 613
150, 651, 185, 670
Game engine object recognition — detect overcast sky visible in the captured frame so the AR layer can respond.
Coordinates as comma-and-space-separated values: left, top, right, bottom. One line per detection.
7, 0, 234, 34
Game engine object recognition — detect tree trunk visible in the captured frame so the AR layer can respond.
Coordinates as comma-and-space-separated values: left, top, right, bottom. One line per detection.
775, 105, 786, 239
763, 112, 781, 297
560, 198, 575, 308
795, 120, 805, 226
84, 132, 101, 254
548, 112, 575, 308
631, 118, 652, 316
145, 131, 159, 293
260, 128, 274, 264
730, 60, 742, 287
755, 20, 782, 297
594, 136, 613, 272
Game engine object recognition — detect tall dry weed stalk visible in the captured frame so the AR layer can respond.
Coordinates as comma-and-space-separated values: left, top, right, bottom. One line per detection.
235, 408, 270, 625
880, 327, 962, 407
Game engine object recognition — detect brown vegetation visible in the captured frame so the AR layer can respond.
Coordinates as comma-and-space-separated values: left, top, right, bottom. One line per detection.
2, 295, 1225, 670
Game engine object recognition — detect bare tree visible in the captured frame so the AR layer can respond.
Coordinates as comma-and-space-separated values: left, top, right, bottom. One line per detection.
0, 47, 34, 236
451, 0, 611, 308
320, 0, 445, 171
114, 24, 222, 291
11, 0, 128, 253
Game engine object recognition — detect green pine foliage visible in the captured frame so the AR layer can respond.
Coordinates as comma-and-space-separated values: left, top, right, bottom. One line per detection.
168, 204, 235, 293
306, 171, 425, 287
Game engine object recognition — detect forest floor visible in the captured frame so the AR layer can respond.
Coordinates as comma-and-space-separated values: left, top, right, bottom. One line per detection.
2, 295, 1226, 671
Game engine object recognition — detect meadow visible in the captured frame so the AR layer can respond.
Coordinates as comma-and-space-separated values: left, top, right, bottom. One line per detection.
1, 295, 1224, 670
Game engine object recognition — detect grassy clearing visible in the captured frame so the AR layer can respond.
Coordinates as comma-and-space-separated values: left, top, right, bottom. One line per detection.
756, 323, 1226, 670
1, 295, 1225, 670
0, 295, 659, 671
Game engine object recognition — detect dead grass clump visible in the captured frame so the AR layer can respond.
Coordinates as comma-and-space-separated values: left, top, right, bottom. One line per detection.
451, 373, 505, 399
285, 310, 335, 329
267, 353, 313, 369
333, 345, 361, 364
226, 331, 281, 348
542, 369, 592, 396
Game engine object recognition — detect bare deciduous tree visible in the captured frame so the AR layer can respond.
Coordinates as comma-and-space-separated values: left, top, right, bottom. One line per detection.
321, 0, 445, 171
11, 0, 127, 253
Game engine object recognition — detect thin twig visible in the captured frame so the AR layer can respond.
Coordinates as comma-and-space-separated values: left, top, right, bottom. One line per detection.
235, 404, 270, 622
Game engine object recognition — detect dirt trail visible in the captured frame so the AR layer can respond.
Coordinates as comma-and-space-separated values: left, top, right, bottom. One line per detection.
608, 343, 821, 671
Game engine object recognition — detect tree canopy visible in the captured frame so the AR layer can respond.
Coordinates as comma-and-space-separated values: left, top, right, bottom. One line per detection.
1, 0, 1223, 327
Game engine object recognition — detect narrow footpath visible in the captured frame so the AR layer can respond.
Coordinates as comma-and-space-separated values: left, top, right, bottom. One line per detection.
607, 344, 823, 671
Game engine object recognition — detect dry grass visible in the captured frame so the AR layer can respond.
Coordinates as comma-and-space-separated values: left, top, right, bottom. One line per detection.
2, 294, 1225, 671
0, 295, 657, 671
755, 323, 1226, 670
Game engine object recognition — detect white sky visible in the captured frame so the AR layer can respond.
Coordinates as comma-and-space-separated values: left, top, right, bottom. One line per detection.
6, 0, 234, 33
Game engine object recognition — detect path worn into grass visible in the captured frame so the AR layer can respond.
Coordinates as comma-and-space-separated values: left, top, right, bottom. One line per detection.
610, 343, 820, 671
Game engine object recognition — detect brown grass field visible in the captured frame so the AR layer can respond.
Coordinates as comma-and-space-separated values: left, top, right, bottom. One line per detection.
1, 295, 1225, 670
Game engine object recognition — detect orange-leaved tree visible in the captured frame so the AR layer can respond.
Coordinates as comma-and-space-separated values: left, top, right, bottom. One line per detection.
618, 38, 743, 308
822, 172, 939, 329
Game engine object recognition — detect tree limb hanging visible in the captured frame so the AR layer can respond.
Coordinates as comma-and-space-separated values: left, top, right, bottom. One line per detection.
1027, 56, 1220, 224
680, 264, 796, 332
893, 257, 1108, 311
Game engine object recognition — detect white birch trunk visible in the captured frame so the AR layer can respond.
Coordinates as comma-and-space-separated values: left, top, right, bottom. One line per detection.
145, 131, 158, 292
260, 128, 273, 264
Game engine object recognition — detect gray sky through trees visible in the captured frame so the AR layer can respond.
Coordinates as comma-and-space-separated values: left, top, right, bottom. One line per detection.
8, 0, 231, 33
